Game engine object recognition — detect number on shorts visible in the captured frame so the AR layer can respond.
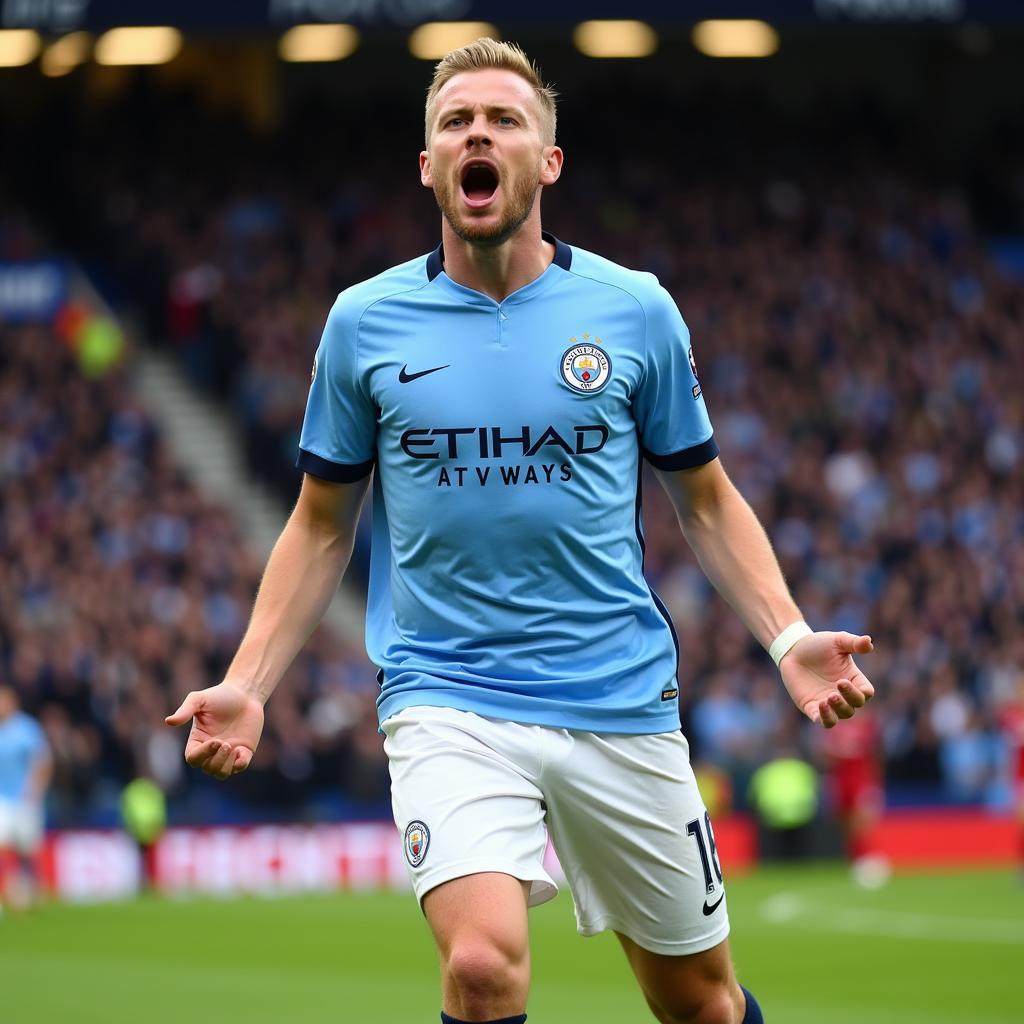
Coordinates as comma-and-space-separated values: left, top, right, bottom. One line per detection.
686, 812, 723, 894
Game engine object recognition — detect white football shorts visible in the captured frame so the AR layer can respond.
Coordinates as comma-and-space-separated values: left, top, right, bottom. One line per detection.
382, 705, 730, 956
0, 799, 44, 854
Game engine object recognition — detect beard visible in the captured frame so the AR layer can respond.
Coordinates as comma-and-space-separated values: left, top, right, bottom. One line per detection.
433, 168, 540, 246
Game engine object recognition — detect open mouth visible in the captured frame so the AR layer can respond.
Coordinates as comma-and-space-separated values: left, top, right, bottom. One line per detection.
460, 163, 500, 204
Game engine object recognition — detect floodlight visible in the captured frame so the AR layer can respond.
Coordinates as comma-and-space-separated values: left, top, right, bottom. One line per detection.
0, 29, 40, 67
41, 32, 91, 77
279, 24, 359, 63
409, 22, 500, 61
95, 27, 182, 66
692, 20, 779, 58
573, 21, 657, 59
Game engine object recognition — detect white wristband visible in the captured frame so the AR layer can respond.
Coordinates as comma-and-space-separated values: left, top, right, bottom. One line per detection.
768, 621, 813, 667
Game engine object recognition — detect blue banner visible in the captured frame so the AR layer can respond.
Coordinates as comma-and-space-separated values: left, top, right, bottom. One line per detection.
0, 261, 69, 323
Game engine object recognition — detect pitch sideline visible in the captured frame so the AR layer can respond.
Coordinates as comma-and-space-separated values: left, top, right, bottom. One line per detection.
758, 891, 1024, 945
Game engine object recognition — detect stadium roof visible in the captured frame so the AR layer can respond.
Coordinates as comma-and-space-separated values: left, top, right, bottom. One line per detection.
3, 0, 1024, 33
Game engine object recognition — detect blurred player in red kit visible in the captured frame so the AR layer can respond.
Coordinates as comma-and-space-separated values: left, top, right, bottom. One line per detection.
999, 675, 1024, 877
819, 706, 887, 885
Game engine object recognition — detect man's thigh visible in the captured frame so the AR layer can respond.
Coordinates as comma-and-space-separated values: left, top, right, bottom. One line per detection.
424, 871, 532, 955
12, 803, 43, 855
383, 706, 557, 908
543, 729, 731, 955
0, 800, 38, 854
0, 802, 13, 849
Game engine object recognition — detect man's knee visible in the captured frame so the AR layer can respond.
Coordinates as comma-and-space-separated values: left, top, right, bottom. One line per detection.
444, 940, 527, 1009
651, 983, 744, 1024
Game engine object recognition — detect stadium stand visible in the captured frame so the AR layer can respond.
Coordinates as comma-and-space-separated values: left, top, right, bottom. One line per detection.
2, 77, 1022, 826
0, 285, 386, 828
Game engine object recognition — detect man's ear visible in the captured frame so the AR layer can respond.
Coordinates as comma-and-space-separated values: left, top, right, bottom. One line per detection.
540, 146, 564, 187
420, 150, 433, 188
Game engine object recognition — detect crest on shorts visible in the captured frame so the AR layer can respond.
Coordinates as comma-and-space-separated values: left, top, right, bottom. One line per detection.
560, 336, 611, 394
404, 820, 430, 868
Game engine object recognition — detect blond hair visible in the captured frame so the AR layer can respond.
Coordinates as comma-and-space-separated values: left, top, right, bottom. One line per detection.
424, 38, 557, 148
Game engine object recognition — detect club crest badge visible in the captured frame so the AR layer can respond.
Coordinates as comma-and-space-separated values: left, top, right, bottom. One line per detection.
560, 338, 611, 394
404, 820, 430, 868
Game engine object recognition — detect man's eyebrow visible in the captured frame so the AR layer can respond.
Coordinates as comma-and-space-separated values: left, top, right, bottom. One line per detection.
436, 102, 531, 123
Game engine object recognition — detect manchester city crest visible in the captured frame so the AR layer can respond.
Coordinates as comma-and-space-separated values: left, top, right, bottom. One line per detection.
404, 820, 430, 868
560, 341, 611, 394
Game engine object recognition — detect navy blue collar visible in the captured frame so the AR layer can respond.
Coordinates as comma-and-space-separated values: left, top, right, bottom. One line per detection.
425, 231, 571, 282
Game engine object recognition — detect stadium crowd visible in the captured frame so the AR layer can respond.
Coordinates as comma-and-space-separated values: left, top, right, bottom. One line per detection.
0, 301, 387, 827
3, 84, 1022, 824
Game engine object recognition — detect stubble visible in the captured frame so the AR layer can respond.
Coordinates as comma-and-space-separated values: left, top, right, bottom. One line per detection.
433, 169, 540, 246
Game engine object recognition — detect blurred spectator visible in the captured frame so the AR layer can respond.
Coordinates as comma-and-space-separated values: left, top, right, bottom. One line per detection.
120, 776, 167, 889
748, 727, 820, 862
939, 709, 1002, 804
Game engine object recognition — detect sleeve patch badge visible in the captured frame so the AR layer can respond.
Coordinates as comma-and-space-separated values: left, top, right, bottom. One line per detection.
688, 346, 699, 381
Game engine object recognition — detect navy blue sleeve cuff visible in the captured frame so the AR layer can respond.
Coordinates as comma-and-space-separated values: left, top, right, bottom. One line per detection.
296, 449, 375, 483
642, 435, 720, 471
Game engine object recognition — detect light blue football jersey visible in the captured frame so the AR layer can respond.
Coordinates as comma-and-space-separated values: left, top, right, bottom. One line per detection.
298, 234, 718, 734
0, 711, 47, 800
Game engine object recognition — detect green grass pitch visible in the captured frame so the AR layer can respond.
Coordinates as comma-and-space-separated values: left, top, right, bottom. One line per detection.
1, 865, 1021, 1022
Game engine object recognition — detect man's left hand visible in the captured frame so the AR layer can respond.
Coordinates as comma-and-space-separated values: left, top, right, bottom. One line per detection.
780, 631, 875, 728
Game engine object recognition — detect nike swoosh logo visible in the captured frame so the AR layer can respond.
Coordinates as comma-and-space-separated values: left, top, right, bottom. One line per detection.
399, 363, 449, 383
702, 893, 725, 916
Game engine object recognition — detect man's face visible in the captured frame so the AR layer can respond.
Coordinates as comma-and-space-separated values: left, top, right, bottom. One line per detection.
0, 688, 16, 720
421, 68, 561, 246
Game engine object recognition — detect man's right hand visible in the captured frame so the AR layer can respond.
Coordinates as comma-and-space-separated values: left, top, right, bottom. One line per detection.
165, 682, 265, 779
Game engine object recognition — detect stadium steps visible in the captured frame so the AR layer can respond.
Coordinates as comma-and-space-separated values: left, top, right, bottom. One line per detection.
132, 346, 366, 644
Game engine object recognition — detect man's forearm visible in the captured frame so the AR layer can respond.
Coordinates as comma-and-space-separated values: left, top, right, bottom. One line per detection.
224, 509, 357, 704
676, 480, 802, 651
26, 756, 52, 803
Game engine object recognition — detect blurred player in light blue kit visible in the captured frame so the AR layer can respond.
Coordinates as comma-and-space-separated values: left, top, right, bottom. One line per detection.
0, 686, 51, 911
168, 39, 877, 1024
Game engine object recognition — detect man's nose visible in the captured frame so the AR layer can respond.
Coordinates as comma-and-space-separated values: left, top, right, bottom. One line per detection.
465, 115, 492, 148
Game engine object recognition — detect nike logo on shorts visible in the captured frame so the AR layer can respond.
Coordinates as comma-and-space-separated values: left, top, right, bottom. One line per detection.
399, 363, 449, 383
702, 892, 725, 916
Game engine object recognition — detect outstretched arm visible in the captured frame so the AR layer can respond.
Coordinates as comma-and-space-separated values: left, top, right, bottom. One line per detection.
654, 458, 875, 728
165, 472, 371, 776
27, 746, 52, 804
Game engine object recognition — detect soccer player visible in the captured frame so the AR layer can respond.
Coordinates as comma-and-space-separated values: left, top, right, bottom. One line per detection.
167, 40, 876, 1024
818, 706, 888, 886
999, 674, 1024, 879
0, 686, 51, 911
